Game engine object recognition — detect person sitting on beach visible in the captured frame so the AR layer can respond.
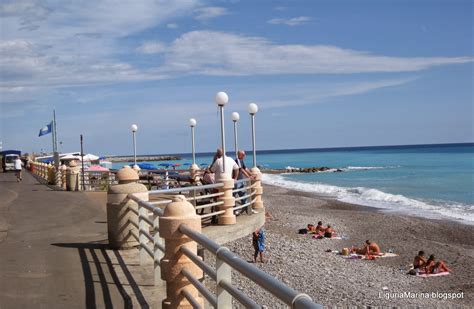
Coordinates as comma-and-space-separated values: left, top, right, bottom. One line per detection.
315, 221, 326, 234
352, 240, 381, 255
324, 224, 336, 238
425, 254, 451, 274
413, 251, 427, 269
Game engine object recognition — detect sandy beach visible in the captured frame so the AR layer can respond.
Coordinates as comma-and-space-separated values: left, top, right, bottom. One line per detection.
206, 184, 474, 308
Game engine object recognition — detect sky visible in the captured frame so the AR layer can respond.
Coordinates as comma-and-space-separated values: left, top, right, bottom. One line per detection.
0, 0, 472, 156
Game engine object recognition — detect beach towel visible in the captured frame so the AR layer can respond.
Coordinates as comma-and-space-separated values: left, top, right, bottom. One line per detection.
312, 235, 342, 240
411, 269, 450, 278
341, 252, 398, 260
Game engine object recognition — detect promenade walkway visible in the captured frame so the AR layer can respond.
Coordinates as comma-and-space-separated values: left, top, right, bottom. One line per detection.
0, 171, 266, 308
0, 171, 161, 308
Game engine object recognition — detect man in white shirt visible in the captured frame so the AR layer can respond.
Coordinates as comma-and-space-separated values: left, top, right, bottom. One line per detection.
14, 157, 22, 182
210, 148, 239, 181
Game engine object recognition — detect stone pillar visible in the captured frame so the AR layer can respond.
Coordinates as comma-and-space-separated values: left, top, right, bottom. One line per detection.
251, 167, 264, 210
107, 166, 148, 249
60, 164, 68, 189
160, 195, 204, 309
47, 163, 55, 185
217, 174, 236, 225
66, 161, 80, 191
132, 165, 141, 174
189, 164, 200, 184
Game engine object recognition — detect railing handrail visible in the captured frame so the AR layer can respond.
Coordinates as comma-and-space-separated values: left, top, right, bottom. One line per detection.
119, 176, 321, 308
178, 224, 321, 308
148, 182, 224, 195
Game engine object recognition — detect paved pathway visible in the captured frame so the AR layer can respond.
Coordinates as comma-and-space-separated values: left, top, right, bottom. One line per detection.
0, 171, 157, 308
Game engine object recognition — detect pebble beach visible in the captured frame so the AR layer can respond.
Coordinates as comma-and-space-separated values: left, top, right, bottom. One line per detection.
206, 184, 474, 308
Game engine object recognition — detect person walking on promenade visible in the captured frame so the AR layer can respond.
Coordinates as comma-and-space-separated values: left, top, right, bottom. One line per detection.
14, 157, 22, 182
253, 227, 266, 263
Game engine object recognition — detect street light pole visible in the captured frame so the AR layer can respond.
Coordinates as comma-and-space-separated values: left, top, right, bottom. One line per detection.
231, 112, 240, 159
248, 103, 259, 168
131, 124, 138, 167
189, 118, 197, 165
215, 92, 229, 173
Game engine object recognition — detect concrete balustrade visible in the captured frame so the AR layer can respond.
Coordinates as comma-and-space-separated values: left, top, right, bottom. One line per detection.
47, 163, 55, 185
217, 174, 236, 225
60, 164, 68, 189
159, 195, 204, 308
251, 167, 264, 210
66, 161, 80, 191
106, 166, 146, 249
189, 164, 200, 184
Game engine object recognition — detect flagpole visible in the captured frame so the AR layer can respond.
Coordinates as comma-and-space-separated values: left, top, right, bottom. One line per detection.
53, 110, 60, 185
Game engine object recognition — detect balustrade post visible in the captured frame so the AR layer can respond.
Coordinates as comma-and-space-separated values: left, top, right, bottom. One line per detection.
106, 166, 147, 249
60, 164, 67, 189
47, 163, 55, 185
160, 195, 204, 308
216, 247, 232, 307
189, 164, 200, 184
66, 161, 80, 191
154, 214, 165, 286
217, 174, 236, 225
251, 167, 264, 210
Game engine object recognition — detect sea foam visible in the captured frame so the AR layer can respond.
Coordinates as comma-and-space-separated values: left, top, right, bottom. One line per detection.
262, 173, 474, 225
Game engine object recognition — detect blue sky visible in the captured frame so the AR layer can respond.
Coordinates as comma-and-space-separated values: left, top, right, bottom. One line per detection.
0, 0, 472, 156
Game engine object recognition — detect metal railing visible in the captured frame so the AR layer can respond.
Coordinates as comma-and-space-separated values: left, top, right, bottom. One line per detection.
123, 186, 322, 308
146, 179, 257, 220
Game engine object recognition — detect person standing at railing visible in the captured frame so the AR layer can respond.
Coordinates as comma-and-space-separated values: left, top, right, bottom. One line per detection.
210, 148, 239, 181
235, 150, 256, 215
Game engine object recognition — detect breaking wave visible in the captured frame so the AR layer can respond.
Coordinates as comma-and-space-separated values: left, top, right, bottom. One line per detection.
262, 173, 474, 225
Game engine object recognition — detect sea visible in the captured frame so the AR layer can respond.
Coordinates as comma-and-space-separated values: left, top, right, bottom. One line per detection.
112, 143, 474, 225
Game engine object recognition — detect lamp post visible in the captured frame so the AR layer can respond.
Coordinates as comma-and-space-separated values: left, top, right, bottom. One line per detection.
215, 91, 236, 225
189, 118, 198, 169
248, 102, 264, 210
248, 103, 258, 168
215, 92, 229, 172
131, 124, 138, 168
231, 112, 240, 159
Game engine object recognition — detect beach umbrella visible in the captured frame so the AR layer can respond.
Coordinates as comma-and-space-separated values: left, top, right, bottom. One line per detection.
139, 163, 156, 170
87, 165, 109, 172
172, 163, 181, 167
61, 154, 81, 160
159, 163, 173, 168
81, 154, 100, 161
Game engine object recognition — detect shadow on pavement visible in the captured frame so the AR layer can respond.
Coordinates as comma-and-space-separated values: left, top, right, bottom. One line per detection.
52, 242, 149, 309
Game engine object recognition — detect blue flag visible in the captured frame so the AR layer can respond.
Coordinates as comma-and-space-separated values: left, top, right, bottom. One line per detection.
38, 121, 53, 137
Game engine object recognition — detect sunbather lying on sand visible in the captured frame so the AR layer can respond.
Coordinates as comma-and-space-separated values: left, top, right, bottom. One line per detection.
425, 254, 451, 274
352, 240, 381, 255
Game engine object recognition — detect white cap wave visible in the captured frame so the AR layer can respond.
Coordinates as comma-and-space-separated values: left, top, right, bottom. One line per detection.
261, 173, 474, 225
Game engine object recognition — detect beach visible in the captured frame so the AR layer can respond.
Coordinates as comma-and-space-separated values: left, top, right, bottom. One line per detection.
206, 184, 474, 308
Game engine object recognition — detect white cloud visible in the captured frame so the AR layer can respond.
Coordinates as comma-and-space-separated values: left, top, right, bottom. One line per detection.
167, 23, 178, 29
153, 31, 473, 76
136, 42, 168, 54
194, 6, 229, 21
0, 0, 201, 89
268, 16, 312, 26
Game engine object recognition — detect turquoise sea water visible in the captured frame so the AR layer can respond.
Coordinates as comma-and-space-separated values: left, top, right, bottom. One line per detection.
113, 143, 474, 225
